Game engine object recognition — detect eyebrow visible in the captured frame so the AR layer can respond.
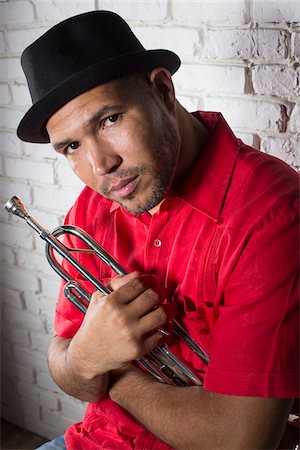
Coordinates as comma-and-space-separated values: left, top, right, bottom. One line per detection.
52, 104, 124, 152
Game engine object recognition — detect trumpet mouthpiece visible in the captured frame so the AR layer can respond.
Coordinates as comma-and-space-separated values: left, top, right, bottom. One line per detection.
4, 196, 28, 219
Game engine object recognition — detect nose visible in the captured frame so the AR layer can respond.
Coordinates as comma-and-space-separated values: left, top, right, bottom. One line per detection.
87, 140, 122, 176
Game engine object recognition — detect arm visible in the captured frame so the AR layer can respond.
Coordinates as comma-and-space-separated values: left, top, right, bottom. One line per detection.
47, 272, 172, 402
110, 365, 293, 449
48, 334, 109, 402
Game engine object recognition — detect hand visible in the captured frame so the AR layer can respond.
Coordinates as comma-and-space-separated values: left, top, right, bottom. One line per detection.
67, 272, 176, 379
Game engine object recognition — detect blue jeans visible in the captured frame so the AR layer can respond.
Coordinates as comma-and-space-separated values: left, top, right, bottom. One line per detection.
36, 435, 66, 450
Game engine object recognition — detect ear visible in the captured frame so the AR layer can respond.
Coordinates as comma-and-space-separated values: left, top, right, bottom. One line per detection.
149, 68, 176, 114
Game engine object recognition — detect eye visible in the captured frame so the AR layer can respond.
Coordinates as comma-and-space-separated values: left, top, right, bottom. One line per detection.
102, 114, 120, 128
64, 141, 80, 155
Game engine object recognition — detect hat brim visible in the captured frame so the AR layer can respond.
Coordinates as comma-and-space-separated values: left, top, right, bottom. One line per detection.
17, 49, 180, 143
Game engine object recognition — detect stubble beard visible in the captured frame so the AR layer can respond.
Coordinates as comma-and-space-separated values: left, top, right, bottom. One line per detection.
102, 113, 180, 215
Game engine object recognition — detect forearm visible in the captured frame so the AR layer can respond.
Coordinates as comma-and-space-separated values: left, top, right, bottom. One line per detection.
48, 334, 109, 402
109, 366, 292, 449
109, 367, 221, 449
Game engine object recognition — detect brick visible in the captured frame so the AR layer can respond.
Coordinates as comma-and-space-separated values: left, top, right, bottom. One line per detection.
4, 156, 55, 184
173, 1, 248, 23
204, 97, 286, 132
0, 221, 34, 249
41, 409, 74, 434
1, 287, 23, 309
40, 276, 61, 299
45, 316, 55, 335
290, 104, 300, 133
2, 323, 31, 347
1, 131, 23, 156
0, 179, 31, 207
1, 264, 40, 292
0, 58, 24, 80
7, 28, 48, 54
0, 84, 11, 104
0, 1, 34, 25
134, 26, 201, 58
36, 1, 94, 23
100, 0, 168, 21
18, 395, 40, 420
173, 64, 246, 94
17, 248, 52, 276
33, 185, 82, 213
176, 95, 201, 112
23, 294, 41, 315
4, 305, 47, 333
0, 31, 4, 54
56, 160, 85, 188
31, 331, 51, 353
252, 66, 300, 98
233, 132, 257, 147
38, 390, 59, 411
39, 296, 56, 321
0, 107, 24, 129
11, 83, 32, 106
0, 244, 15, 265
27, 207, 61, 229
17, 380, 39, 402
2, 358, 35, 384
206, 29, 288, 61
261, 136, 300, 167
24, 142, 57, 159
12, 345, 49, 373
292, 32, 300, 58
36, 372, 60, 393
253, 1, 300, 22
59, 396, 86, 421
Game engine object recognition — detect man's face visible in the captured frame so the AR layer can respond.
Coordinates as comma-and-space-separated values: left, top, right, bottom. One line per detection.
46, 74, 180, 215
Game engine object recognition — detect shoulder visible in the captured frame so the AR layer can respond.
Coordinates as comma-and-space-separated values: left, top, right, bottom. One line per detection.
224, 144, 299, 228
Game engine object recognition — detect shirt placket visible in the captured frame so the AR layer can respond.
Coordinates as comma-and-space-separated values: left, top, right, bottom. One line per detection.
143, 210, 169, 280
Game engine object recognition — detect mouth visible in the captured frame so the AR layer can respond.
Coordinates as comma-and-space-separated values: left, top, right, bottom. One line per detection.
109, 175, 140, 199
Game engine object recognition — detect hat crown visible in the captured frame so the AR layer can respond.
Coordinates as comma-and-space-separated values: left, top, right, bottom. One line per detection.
22, 11, 145, 103
17, 10, 180, 143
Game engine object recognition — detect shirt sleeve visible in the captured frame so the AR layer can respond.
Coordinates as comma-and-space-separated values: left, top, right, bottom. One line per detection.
204, 209, 299, 398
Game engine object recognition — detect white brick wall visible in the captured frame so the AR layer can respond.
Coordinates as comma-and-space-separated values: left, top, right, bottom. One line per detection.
0, 0, 299, 441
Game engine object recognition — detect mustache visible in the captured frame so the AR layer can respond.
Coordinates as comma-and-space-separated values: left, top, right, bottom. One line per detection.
101, 166, 147, 196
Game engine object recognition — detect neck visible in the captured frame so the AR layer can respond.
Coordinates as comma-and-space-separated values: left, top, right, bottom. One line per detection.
172, 104, 209, 191
149, 106, 209, 216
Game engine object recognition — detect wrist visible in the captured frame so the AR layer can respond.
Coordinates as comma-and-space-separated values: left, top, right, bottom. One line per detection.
67, 336, 108, 380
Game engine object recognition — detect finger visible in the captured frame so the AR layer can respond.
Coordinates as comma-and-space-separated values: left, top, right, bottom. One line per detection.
107, 271, 140, 291
138, 305, 168, 336
109, 274, 158, 305
140, 330, 166, 355
128, 284, 168, 318
163, 302, 177, 322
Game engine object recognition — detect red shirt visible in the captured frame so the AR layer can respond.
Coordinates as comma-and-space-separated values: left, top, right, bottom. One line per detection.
55, 112, 299, 449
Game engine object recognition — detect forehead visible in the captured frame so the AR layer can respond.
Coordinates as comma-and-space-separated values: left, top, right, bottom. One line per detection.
47, 81, 128, 125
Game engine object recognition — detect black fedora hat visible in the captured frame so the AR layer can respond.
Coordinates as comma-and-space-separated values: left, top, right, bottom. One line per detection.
17, 10, 180, 143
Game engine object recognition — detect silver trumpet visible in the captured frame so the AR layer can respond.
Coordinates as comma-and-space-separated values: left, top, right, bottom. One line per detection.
4, 196, 209, 386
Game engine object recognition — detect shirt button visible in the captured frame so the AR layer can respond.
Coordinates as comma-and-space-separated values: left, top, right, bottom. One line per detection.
153, 239, 162, 247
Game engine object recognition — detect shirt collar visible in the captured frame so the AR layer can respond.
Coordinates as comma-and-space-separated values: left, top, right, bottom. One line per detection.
110, 111, 240, 222
177, 111, 240, 221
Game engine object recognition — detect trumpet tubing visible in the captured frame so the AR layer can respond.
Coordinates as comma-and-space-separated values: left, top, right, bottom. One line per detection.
4, 195, 209, 386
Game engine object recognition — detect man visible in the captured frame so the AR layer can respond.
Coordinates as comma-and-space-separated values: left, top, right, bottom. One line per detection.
17, 10, 298, 450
